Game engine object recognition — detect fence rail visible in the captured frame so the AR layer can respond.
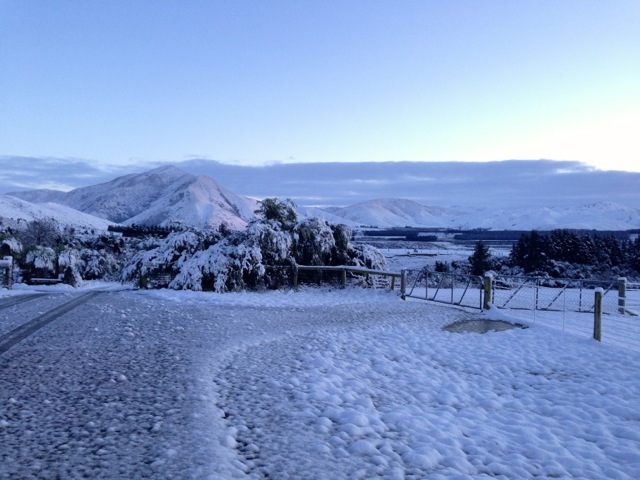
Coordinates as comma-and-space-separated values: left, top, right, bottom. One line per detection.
293, 265, 403, 290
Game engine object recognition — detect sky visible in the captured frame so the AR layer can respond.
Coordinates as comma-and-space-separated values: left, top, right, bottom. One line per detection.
1, 0, 639, 174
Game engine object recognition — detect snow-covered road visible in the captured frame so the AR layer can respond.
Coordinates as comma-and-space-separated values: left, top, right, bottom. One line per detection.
1, 286, 639, 479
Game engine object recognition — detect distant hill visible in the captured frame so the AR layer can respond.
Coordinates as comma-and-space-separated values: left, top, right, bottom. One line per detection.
9, 165, 258, 230
0, 195, 114, 231
325, 198, 640, 230
326, 199, 458, 228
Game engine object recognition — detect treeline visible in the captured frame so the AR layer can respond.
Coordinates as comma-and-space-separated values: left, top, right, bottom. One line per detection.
511, 230, 640, 274
466, 229, 640, 280
107, 224, 186, 238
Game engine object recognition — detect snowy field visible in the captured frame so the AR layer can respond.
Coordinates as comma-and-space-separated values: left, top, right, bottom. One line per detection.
1, 283, 640, 479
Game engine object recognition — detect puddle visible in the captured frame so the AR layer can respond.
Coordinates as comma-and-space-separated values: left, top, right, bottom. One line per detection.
443, 319, 527, 334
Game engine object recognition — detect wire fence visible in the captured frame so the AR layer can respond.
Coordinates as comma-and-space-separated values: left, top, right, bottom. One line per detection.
490, 275, 620, 314
622, 280, 640, 316
502, 306, 640, 352
403, 269, 640, 352
288, 264, 640, 351
488, 275, 640, 352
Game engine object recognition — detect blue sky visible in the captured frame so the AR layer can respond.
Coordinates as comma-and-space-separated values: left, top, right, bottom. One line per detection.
1, 1, 639, 173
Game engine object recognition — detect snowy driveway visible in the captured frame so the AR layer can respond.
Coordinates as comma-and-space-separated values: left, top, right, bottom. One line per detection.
1, 287, 639, 479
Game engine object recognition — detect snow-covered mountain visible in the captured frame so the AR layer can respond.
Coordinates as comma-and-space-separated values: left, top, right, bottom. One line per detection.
325, 198, 640, 230
9, 166, 258, 230
6, 167, 639, 232
0, 195, 114, 231
467, 202, 640, 230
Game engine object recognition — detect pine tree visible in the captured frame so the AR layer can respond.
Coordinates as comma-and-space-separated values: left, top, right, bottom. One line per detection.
469, 240, 492, 276
510, 231, 550, 273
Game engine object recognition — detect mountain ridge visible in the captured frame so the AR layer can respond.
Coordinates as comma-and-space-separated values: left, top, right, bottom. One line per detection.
8, 166, 258, 230
5, 166, 640, 231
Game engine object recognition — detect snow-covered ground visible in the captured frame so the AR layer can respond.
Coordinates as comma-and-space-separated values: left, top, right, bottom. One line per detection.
1, 284, 639, 479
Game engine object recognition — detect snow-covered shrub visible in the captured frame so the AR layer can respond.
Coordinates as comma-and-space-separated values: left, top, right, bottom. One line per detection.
62, 265, 83, 287
78, 248, 121, 280
347, 243, 387, 271
1, 236, 22, 257
57, 247, 82, 270
24, 246, 57, 277
57, 247, 84, 286
122, 230, 221, 286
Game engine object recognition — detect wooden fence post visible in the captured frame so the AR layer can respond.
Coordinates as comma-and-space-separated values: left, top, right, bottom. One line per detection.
341, 268, 347, 288
0, 256, 12, 289
594, 288, 603, 342
292, 266, 298, 289
618, 277, 626, 314
483, 272, 493, 310
400, 269, 407, 300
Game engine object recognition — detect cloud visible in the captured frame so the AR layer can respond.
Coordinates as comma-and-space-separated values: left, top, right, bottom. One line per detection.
1, 156, 639, 210
0, 156, 149, 192
174, 158, 640, 209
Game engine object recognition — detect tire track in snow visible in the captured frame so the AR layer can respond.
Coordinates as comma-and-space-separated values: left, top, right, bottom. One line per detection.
0, 293, 48, 310
0, 291, 103, 355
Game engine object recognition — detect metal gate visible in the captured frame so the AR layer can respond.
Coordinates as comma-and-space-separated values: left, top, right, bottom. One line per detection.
404, 268, 483, 309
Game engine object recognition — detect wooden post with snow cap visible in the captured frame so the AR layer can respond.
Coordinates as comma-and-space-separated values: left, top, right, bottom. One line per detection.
593, 288, 603, 342
618, 277, 626, 314
400, 269, 407, 300
483, 272, 494, 310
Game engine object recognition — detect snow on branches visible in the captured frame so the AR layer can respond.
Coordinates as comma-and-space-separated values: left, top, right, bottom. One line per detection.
123, 213, 388, 292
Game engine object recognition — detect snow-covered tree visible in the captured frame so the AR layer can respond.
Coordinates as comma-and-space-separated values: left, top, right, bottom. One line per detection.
72, 233, 130, 281
331, 224, 352, 265
293, 218, 336, 266
249, 221, 294, 288
20, 218, 63, 248
255, 198, 297, 231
